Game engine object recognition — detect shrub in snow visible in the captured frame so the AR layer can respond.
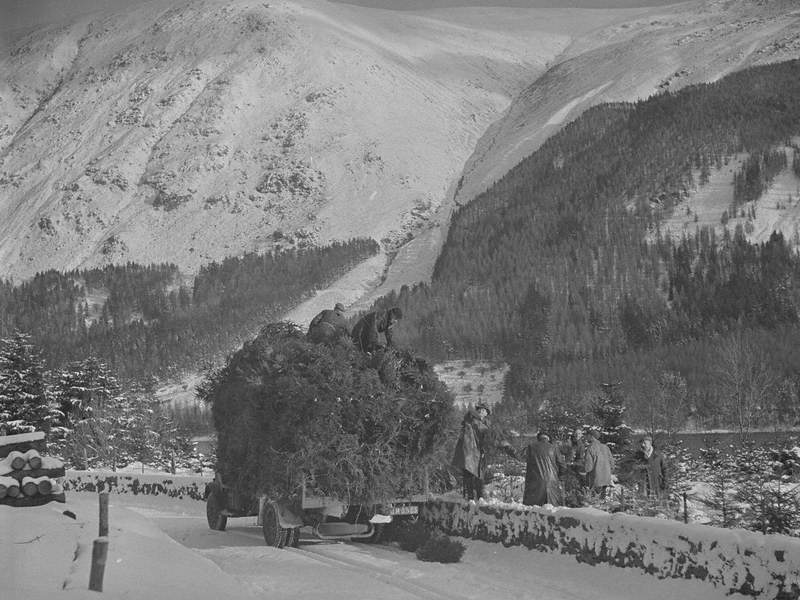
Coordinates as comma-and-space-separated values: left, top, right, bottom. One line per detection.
395, 518, 433, 552
415, 532, 466, 563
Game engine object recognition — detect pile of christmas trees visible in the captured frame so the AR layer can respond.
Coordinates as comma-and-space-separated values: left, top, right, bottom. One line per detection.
199, 322, 457, 505
0, 431, 66, 506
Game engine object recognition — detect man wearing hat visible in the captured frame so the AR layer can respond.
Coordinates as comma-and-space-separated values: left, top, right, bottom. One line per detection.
351, 306, 403, 353
451, 403, 514, 500
306, 302, 349, 343
581, 428, 615, 498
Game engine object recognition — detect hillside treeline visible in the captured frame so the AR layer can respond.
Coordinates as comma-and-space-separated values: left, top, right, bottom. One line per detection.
0, 239, 378, 382
380, 59, 800, 430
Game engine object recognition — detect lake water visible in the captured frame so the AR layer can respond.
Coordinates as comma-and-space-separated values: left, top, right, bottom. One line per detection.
645, 431, 800, 456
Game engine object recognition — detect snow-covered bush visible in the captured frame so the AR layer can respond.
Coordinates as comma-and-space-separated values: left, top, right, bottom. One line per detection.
415, 532, 466, 563
395, 518, 433, 552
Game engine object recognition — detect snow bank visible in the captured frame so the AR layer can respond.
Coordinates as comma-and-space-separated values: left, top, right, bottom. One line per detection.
64, 470, 211, 501
422, 499, 800, 599
1, 493, 255, 599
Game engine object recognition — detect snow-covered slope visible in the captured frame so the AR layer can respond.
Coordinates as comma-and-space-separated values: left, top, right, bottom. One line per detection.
2, 0, 799, 332
0, 0, 621, 282
454, 0, 800, 210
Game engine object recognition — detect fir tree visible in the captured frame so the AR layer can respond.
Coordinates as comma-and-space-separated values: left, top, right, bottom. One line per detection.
0, 332, 58, 435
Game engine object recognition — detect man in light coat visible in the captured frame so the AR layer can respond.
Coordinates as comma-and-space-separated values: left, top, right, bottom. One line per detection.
582, 429, 614, 498
452, 404, 491, 500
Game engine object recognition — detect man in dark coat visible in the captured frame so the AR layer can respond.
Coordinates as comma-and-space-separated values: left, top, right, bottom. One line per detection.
582, 429, 615, 498
351, 307, 402, 352
635, 436, 668, 498
523, 432, 567, 506
307, 302, 349, 343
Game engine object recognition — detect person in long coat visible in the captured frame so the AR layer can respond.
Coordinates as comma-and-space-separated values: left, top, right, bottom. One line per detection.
523, 432, 567, 506
451, 404, 492, 500
351, 307, 402, 352
582, 429, 614, 498
635, 437, 668, 498
307, 302, 349, 343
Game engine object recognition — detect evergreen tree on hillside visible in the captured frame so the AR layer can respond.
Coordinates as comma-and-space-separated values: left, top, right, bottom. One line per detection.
0, 332, 59, 435
54, 357, 121, 427
591, 383, 632, 453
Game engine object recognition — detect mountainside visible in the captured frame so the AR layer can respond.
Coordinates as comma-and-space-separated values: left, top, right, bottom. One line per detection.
0, 0, 624, 282
454, 0, 800, 209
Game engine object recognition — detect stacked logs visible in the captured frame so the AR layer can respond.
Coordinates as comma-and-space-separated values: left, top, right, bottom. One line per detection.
0, 432, 66, 507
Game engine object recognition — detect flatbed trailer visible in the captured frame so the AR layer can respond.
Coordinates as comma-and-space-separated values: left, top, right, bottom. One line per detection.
205, 472, 429, 547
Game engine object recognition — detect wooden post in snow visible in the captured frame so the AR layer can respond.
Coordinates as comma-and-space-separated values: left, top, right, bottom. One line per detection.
99, 492, 109, 537
683, 492, 688, 524
89, 537, 109, 592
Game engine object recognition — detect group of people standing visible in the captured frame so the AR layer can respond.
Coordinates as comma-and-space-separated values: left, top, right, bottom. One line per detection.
453, 405, 668, 506
306, 302, 403, 352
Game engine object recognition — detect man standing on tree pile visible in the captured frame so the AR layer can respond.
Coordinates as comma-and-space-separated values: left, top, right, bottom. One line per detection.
451, 403, 514, 501
351, 307, 403, 353
634, 436, 668, 499
307, 302, 349, 343
523, 431, 567, 506
581, 428, 615, 499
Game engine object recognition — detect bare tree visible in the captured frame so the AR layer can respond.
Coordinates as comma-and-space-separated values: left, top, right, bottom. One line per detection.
713, 330, 778, 439
647, 371, 689, 439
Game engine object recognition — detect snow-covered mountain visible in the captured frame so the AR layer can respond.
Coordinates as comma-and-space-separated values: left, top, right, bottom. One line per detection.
1, 0, 798, 298
0, 0, 620, 282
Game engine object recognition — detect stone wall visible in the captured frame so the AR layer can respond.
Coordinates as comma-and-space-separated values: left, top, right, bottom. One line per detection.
421, 499, 800, 599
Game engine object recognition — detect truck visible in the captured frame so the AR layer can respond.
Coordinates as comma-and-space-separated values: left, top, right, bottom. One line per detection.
205, 471, 429, 547
200, 322, 455, 547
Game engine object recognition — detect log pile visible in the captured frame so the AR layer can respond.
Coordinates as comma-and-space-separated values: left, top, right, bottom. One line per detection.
0, 432, 65, 507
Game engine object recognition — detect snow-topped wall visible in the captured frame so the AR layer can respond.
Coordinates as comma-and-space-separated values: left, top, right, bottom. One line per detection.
422, 500, 800, 599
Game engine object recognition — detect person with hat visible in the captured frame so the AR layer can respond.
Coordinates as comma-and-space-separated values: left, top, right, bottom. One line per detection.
634, 436, 668, 499
306, 302, 349, 343
451, 403, 514, 501
351, 306, 403, 353
523, 431, 567, 506
581, 428, 615, 499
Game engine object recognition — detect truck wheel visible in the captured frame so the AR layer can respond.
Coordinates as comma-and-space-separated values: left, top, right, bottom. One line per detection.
206, 488, 228, 531
262, 503, 287, 548
286, 526, 300, 548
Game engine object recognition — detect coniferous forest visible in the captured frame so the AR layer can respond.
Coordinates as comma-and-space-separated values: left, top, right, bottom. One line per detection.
4, 60, 800, 434
0, 239, 378, 382
377, 59, 800, 431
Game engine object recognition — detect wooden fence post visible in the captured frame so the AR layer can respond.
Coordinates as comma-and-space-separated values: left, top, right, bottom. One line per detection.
99, 492, 109, 537
89, 537, 109, 592
683, 492, 688, 524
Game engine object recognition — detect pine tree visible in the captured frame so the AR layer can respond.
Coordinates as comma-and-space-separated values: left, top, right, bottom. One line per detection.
0, 332, 59, 435
591, 382, 632, 453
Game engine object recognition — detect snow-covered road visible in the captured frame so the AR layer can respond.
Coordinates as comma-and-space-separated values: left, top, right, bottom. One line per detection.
136, 499, 746, 600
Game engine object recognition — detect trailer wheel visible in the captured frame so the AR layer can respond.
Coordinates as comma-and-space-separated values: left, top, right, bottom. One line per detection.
206, 488, 227, 531
286, 526, 300, 548
262, 502, 287, 548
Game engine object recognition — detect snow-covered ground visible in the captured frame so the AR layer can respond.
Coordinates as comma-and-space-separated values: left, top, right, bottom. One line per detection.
1, 488, 766, 599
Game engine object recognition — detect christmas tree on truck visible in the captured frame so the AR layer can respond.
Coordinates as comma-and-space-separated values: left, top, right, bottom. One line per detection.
198, 322, 456, 547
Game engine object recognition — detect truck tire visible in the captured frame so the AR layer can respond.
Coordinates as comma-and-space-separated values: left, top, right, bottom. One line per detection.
206, 488, 228, 531
261, 502, 287, 548
285, 526, 301, 548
